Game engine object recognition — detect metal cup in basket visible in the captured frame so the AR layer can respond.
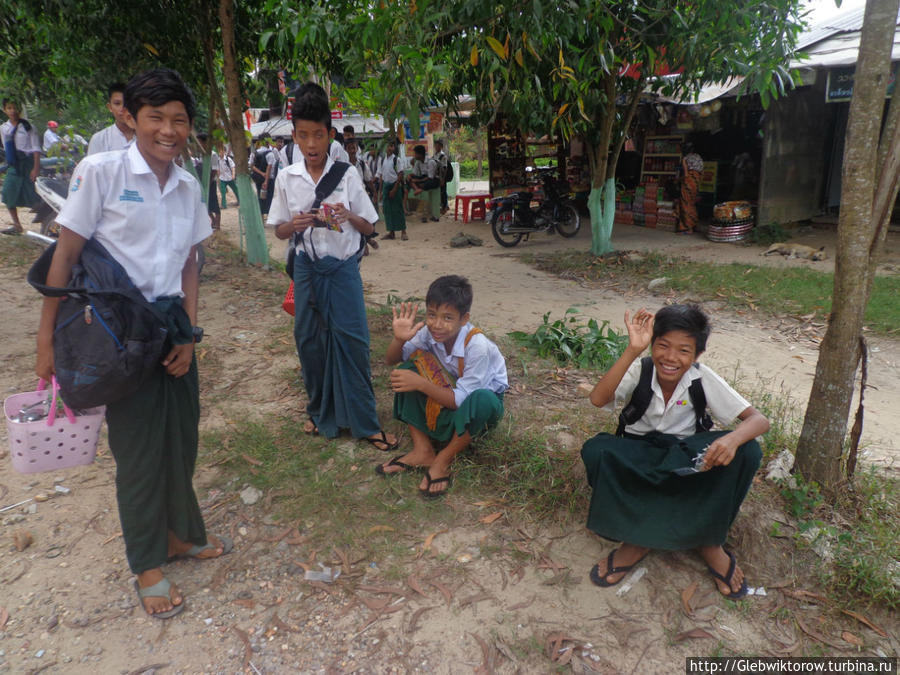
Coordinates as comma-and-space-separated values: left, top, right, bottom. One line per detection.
4, 377, 104, 474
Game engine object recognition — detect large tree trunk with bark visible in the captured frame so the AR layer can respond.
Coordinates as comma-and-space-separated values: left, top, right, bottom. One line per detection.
794, 0, 900, 490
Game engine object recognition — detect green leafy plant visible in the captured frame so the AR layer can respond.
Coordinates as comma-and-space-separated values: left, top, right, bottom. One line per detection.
748, 221, 788, 245
779, 476, 824, 519
509, 308, 627, 370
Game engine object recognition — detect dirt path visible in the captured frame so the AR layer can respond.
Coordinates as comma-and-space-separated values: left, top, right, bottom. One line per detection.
0, 203, 897, 674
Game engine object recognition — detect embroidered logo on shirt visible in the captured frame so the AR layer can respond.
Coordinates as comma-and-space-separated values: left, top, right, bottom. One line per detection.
118, 189, 144, 203
70, 176, 82, 193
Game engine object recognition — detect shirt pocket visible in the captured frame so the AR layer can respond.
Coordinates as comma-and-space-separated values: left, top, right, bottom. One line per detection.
169, 216, 194, 259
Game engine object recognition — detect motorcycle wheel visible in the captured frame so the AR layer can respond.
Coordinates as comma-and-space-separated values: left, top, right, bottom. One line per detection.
491, 207, 523, 247
555, 204, 581, 238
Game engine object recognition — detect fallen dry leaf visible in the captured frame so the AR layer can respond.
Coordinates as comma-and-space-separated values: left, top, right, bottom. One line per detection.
368, 525, 395, 535
674, 628, 715, 642
241, 453, 263, 466
840, 609, 888, 637
406, 606, 436, 634
479, 511, 503, 525
429, 580, 453, 606
406, 574, 431, 600
0, 607, 8, 629
841, 631, 864, 647
681, 581, 698, 615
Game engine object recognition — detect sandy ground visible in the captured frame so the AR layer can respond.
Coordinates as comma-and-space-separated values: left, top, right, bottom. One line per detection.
0, 192, 897, 674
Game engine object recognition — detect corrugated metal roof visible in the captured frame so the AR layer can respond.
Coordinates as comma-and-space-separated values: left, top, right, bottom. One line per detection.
796, 6, 867, 51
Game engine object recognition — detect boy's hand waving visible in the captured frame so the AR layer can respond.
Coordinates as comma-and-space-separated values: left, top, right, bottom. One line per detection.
392, 302, 424, 342
624, 308, 654, 353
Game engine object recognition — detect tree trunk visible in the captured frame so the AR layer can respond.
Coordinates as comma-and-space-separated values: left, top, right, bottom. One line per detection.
218, 0, 268, 265
794, 0, 900, 490
587, 72, 618, 256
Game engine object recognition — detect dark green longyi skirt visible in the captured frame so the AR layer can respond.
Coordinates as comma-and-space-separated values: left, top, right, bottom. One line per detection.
580, 431, 761, 550
2, 156, 38, 209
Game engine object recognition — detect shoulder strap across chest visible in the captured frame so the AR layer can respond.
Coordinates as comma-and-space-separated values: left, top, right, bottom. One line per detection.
615, 357, 712, 436
456, 327, 483, 377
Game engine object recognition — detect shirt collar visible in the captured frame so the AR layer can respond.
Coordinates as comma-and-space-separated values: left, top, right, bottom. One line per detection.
287, 154, 336, 184
650, 362, 700, 402
126, 142, 191, 195
428, 322, 472, 359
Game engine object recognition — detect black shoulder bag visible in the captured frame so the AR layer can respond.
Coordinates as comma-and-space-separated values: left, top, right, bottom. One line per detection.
27, 239, 169, 409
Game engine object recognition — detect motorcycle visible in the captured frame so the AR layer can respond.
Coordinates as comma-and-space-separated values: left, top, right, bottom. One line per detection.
489, 168, 581, 247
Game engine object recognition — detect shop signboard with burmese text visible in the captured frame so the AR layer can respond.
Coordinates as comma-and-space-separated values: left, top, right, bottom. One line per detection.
826, 64, 897, 103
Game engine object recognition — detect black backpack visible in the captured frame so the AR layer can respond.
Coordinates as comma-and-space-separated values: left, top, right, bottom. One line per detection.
616, 356, 713, 436
444, 158, 454, 182
284, 161, 352, 278
28, 239, 168, 409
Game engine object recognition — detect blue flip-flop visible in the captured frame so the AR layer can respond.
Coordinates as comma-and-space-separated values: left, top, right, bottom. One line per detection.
134, 577, 185, 619
167, 534, 234, 563
707, 549, 749, 599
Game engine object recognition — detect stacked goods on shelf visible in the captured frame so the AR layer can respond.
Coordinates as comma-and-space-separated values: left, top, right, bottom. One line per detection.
708, 201, 754, 242
657, 200, 677, 231
632, 185, 646, 225
643, 183, 659, 228
614, 190, 634, 225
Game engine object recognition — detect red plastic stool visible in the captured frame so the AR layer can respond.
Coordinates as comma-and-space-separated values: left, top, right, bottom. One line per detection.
470, 200, 486, 221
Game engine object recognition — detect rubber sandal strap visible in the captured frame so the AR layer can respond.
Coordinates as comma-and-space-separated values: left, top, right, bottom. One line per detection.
136, 577, 174, 600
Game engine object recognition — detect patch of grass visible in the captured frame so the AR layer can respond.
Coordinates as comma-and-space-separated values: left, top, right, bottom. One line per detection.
829, 468, 900, 610
0, 234, 45, 268
526, 251, 900, 335
509, 308, 628, 370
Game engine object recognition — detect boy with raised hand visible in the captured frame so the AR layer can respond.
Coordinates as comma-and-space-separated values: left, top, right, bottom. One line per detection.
268, 83, 397, 451
36, 68, 229, 621
87, 82, 135, 155
376, 275, 508, 499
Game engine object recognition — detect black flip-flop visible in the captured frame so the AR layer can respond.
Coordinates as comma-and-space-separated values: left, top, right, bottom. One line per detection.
419, 469, 451, 500
707, 549, 749, 599
363, 430, 399, 452
589, 548, 648, 587
375, 455, 416, 476
1, 227, 22, 236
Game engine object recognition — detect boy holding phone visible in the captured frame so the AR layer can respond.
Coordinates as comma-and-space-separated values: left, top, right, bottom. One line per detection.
268, 83, 398, 450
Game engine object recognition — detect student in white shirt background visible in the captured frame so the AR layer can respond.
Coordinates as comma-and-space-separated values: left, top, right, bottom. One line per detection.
1, 98, 41, 235
87, 82, 135, 155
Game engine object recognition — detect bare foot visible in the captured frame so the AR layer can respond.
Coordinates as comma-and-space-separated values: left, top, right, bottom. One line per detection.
418, 459, 451, 496
303, 419, 318, 434
136, 568, 182, 615
697, 545, 746, 596
590, 543, 649, 586
378, 445, 435, 475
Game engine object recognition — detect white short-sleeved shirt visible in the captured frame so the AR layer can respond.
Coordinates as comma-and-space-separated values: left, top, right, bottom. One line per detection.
1, 120, 41, 154
353, 157, 373, 183
329, 140, 349, 163
376, 154, 402, 184
43, 129, 60, 152
366, 152, 383, 180
412, 157, 437, 179
433, 150, 448, 171
86, 123, 133, 155
401, 323, 508, 408
57, 143, 211, 302
604, 359, 751, 439
266, 155, 378, 262
218, 154, 235, 182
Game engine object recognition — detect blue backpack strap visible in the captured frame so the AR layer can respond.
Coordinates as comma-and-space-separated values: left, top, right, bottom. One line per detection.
616, 356, 654, 437
687, 365, 714, 433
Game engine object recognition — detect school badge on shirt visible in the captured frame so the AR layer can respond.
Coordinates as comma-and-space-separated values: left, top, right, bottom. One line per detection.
118, 189, 144, 203
70, 176, 82, 193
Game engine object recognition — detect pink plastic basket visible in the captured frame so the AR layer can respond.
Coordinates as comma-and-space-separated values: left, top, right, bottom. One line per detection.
4, 378, 105, 474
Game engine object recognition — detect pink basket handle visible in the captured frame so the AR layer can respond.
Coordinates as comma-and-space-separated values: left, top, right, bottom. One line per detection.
41, 376, 76, 426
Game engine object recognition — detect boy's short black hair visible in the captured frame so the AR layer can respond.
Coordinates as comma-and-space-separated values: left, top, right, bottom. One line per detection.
1, 98, 17, 108
196, 132, 209, 142
124, 68, 196, 122
107, 82, 126, 101
343, 124, 355, 135
426, 275, 473, 316
434, 139, 444, 148
292, 82, 331, 131
652, 304, 710, 355
413, 144, 426, 156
